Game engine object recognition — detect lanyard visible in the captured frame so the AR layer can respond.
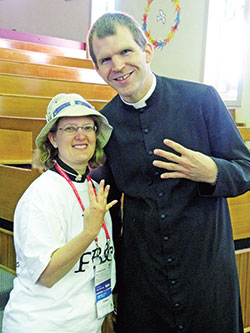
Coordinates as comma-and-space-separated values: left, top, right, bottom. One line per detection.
55, 163, 110, 243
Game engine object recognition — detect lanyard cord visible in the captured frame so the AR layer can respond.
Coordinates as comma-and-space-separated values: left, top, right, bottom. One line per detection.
55, 163, 110, 243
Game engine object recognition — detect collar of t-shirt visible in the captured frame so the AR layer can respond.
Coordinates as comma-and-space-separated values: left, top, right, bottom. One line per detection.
121, 74, 156, 109
50, 157, 89, 183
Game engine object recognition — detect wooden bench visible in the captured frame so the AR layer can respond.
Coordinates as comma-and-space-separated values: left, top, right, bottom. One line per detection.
0, 58, 103, 83
0, 47, 94, 69
0, 74, 116, 101
0, 95, 107, 118
0, 28, 85, 50
0, 227, 16, 274
0, 116, 45, 150
0, 128, 33, 164
0, 37, 87, 59
238, 127, 250, 142
229, 192, 250, 240
0, 164, 41, 222
236, 248, 250, 331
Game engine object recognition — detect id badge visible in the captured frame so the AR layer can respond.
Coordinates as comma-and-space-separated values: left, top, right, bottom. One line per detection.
94, 260, 114, 319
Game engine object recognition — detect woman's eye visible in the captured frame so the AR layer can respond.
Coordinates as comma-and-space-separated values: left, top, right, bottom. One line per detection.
65, 126, 75, 132
83, 125, 93, 132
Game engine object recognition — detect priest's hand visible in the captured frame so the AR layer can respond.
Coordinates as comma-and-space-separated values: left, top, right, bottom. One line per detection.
153, 139, 218, 184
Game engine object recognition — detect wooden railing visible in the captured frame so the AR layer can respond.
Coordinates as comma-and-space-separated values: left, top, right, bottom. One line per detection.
235, 248, 250, 331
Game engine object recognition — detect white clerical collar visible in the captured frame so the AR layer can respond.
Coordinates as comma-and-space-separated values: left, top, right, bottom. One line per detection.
121, 74, 156, 109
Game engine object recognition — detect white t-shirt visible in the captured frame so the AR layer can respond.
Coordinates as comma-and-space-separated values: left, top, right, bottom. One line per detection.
3, 170, 116, 333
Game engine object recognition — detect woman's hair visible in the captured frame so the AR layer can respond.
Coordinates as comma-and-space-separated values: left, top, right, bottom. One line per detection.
87, 12, 147, 67
33, 117, 105, 170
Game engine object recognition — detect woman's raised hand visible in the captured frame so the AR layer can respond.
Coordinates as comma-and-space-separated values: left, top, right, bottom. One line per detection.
84, 179, 117, 239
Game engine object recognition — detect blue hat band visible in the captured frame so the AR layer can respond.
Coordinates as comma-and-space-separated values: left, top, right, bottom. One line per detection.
47, 100, 93, 122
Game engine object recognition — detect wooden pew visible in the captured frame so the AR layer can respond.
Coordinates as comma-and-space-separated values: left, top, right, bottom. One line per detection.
0, 164, 41, 223
0, 116, 45, 150
0, 55, 115, 220
229, 119, 250, 332
0, 47, 94, 69
0, 57, 114, 218
235, 248, 250, 332
0, 49, 115, 220
0, 37, 86, 59
0, 96, 50, 118
0, 227, 16, 275
0, 59, 103, 83
0, 28, 85, 50
229, 192, 250, 240
0, 95, 107, 117
0, 74, 116, 101
227, 126, 250, 242
238, 127, 250, 142
0, 128, 33, 164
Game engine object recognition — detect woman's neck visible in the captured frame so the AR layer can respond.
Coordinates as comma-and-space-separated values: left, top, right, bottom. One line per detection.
55, 157, 89, 182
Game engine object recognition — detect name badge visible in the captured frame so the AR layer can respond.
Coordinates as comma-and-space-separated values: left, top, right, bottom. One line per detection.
94, 260, 114, 318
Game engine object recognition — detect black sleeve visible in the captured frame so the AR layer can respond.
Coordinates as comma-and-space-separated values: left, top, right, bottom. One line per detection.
90, 160, 123, 277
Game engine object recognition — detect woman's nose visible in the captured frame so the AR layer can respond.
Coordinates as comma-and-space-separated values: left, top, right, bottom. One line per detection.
75, 127, 86, 138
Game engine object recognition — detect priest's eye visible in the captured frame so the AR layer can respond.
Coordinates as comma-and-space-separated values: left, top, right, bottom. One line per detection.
121, 49, 132, 55
101, 57, 111, 65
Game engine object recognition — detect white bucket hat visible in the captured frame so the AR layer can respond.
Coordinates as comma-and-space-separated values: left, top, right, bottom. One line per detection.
36, 93, 113, 149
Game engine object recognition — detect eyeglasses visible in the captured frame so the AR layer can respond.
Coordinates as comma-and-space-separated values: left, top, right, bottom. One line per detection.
58, 124, 98, 135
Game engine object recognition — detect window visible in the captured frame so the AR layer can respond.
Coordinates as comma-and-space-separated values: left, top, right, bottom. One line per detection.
91, 0, 116, 25
204, 0, 249, 106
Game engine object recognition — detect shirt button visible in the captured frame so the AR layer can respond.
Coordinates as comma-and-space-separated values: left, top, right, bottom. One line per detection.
178, 324, 184, 331
148, 150, 153, 156
170, 280, 177, 285
144, 128, 149, 134
158, 192, 163, 197
167, 257, 173, 263
160, 214, 166, 219
163, 236, 169, 241
174, 303, 181, 308
154, 171, 160, 177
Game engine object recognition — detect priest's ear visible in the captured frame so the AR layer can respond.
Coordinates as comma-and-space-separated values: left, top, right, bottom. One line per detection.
145, 42, 154, 64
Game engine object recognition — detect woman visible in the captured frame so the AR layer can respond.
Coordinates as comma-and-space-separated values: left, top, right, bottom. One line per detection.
3, 93, 117, 333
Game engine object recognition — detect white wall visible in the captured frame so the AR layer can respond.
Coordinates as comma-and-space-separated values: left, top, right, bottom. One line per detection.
238, 3, 250, 127
0, 0, 249, 127
117, 0, 209, 82
116, 0, 250, 128
0, 0, 91, 42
